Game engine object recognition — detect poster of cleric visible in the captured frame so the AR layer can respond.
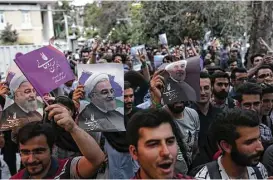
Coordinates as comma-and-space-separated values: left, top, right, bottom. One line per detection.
77, 63, 125, 132
158, 56, 200, 104
0, 65, 45, 130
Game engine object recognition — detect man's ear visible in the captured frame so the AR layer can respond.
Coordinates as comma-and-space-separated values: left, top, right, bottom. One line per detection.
219, 140, 232, 154
129, 145, 138, 161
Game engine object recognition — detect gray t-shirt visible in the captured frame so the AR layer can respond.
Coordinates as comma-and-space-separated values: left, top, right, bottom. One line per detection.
163, 106, 200, 174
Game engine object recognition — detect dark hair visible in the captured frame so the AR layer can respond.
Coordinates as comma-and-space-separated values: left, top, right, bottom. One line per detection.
234, 82, 262, 102
230, 68, 247, 80
206, 66, 225, 75
211, 108, 260, 149
124, 81, 132, 90
53, 96, 76, 119
113, 53, 126, 64
210, 71, 230, 86
127, 109, 175, 148
18, 122, 55, 153
200, 71, 210, 79
250, 54, 263, 64
255, 65, 273, 76
261, 83, 273, 96
80, 48, 90, 57
227, 59, 237, 66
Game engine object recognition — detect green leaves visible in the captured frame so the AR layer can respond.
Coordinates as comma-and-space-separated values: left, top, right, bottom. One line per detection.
0, 23, 18, 44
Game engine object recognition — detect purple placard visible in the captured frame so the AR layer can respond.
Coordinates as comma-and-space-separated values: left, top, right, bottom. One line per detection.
14, 45, 75, 97
79, 71, 92, 85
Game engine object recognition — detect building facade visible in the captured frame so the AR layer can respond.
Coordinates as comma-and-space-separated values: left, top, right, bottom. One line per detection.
0, 0, 57, 45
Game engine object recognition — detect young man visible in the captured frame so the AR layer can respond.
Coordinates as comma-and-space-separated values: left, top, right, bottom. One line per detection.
127, 109, 192, 179
195, 109, 268, 179
149, 69, 200, 174
235, 82, 273, 148
256, 65, 273, 83
190, 72, 222, 169
210, 72, 235, 111
229, 68, 248, 98
12, 104, 105, 179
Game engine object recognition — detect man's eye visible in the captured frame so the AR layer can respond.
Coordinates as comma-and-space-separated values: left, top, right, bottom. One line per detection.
167, 139, 175, 145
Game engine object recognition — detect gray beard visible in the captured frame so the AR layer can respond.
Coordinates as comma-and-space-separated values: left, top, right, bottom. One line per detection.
20, 100, 38, 112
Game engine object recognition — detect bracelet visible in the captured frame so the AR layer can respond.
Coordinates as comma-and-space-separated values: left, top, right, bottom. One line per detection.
152, 99, 162, 109
141, 62, 147, 69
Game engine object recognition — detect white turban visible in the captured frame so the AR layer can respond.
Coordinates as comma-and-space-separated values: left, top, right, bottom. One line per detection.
84, 73, 109, 99
9, 74, 28, 93
165, 60, 187, 71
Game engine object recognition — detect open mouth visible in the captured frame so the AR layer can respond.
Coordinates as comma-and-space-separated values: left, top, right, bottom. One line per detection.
158, 162, 172, 169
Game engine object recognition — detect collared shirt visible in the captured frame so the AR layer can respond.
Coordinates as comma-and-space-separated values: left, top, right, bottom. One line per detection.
260, 123, 273, 143
131, 169, 193, 179
195, 156, 268, 179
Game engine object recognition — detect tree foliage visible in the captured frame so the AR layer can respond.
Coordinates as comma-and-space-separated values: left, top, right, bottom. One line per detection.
53, 1, 72, 39
0, 23, 18, 44
84, 2, 130, 38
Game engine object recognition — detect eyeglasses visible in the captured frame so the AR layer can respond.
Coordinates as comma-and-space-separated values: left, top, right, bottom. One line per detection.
20, 148, 48, 157
258, 73, 272, 79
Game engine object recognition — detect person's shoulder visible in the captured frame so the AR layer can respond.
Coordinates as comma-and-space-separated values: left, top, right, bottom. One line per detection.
185, 107, 199, 118
10, 168, 25, 179
256, 162, 268, 177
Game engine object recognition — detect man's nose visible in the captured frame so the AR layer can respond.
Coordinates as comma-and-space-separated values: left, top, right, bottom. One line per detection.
160, 143, 170, 157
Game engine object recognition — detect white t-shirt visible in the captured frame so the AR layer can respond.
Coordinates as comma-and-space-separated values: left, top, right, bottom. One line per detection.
195, 156, 268, 179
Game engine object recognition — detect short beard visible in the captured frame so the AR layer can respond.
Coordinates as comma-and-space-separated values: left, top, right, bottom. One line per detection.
230, 144, 262, 167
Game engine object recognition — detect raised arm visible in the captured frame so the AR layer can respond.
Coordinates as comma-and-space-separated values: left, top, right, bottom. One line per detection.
46, 104, 105, 178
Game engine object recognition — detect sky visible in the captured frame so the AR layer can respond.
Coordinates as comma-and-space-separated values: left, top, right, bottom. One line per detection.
71, 0, 94, 6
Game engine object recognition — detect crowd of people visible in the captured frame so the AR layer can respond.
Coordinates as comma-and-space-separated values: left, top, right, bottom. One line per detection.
0, 35, 272, 179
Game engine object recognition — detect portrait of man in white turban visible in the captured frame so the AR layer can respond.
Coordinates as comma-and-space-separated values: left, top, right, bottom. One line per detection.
163, 60, 197, 103
1, 74, 42, 124
78, 72, 125, 132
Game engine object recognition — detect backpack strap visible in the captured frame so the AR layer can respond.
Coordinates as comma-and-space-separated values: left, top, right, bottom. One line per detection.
207, 161, 221, 179
252, 166, 263, 179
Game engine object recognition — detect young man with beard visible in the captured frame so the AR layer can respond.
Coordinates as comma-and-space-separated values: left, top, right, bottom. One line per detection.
260, 84, 273, 133
229, 68, 248, 98
195, 109, 268, 179
149, 69, 200, 174
127, 109, 192, 179
1, 75, 42, 176
211, 72, 235, 111
235, 82, 273, 149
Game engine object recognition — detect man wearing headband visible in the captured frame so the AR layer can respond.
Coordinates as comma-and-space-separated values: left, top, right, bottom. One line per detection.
77, 73, 124, 132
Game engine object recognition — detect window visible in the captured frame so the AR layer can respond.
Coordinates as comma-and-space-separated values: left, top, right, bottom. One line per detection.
22, 11, 31, 24
0, 12, 5, 24
22, 11, 32, 29
0, 12, 5, 30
